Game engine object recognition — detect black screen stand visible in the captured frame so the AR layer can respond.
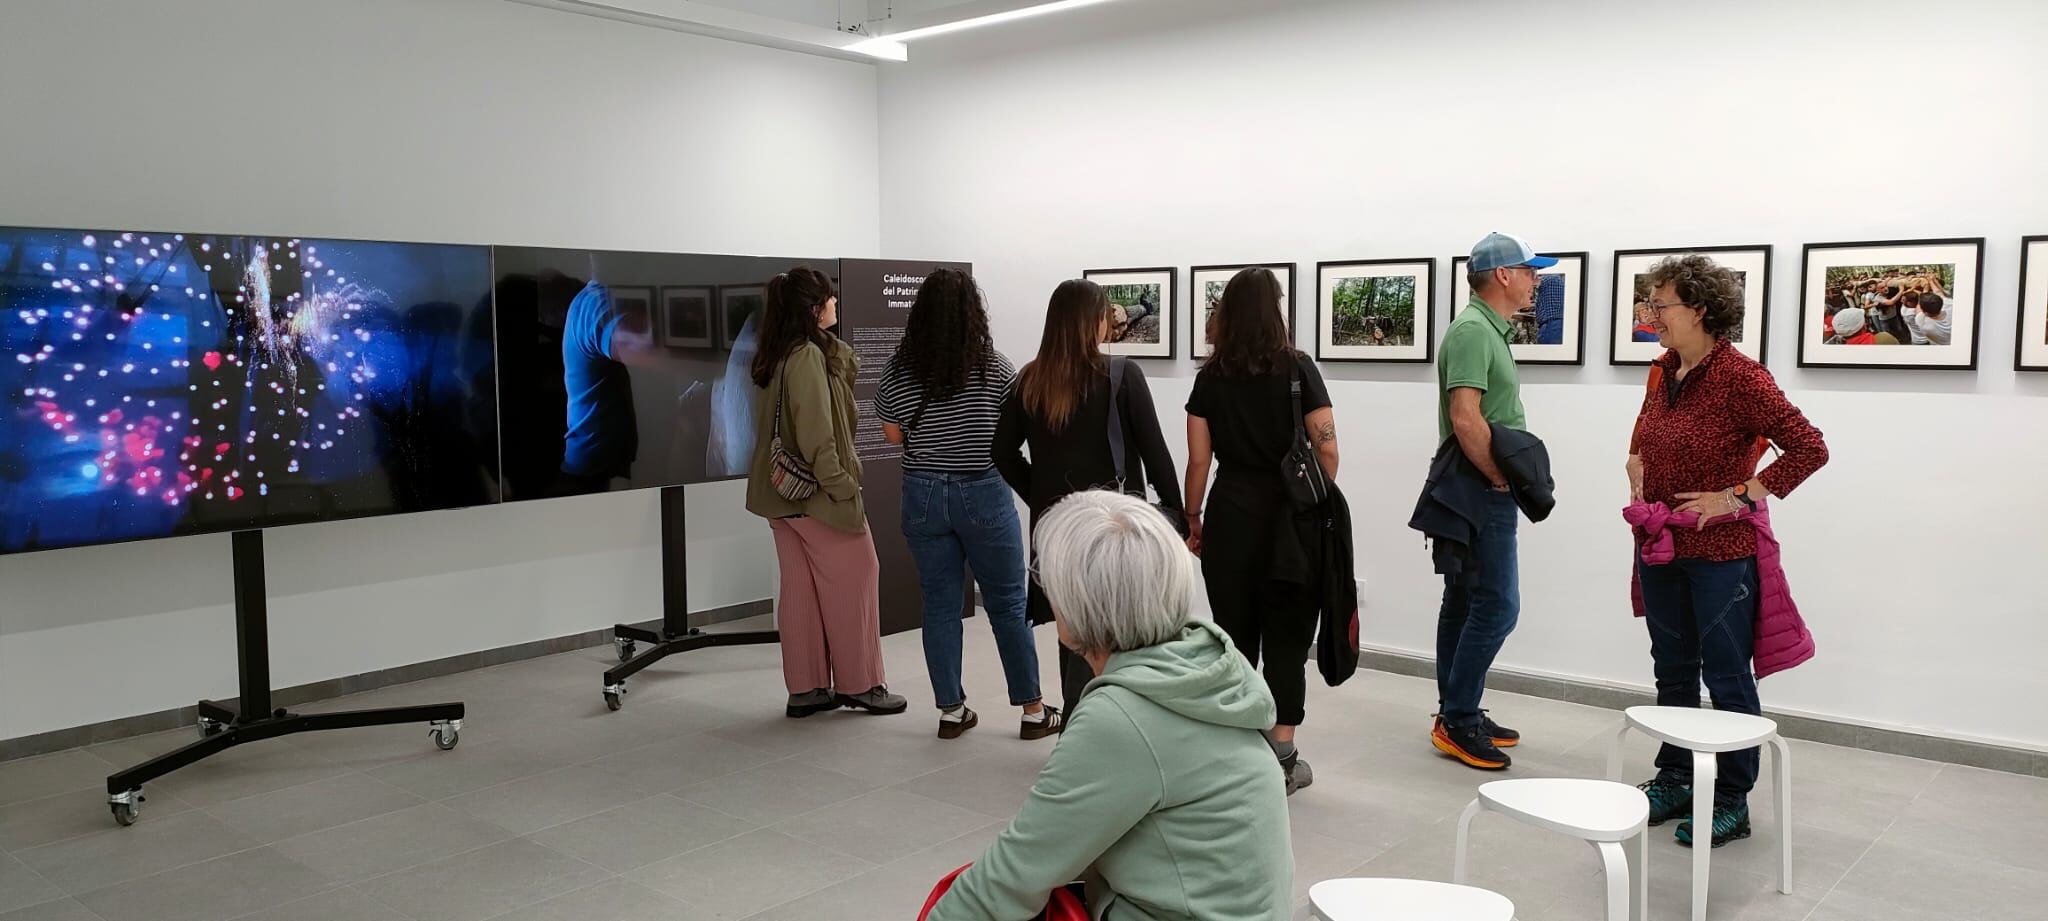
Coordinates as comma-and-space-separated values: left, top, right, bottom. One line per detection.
103, 529, 465, 826
602, 484, 777, 710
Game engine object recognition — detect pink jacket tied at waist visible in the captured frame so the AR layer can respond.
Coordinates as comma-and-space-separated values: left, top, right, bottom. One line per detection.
1624, 501, 1815, 680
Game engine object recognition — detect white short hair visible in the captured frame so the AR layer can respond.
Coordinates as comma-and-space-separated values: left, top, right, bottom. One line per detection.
1033, 490, 1193, 655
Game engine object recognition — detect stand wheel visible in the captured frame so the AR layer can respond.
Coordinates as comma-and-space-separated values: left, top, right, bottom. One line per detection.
615, 639, 637, 662
604, 691, 622, 711
109, 791, 143, 827
429, 721, 461, 751
198, 717, 226, 739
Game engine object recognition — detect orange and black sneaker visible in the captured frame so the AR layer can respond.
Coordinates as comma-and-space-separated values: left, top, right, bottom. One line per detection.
1480, 711, 1520, 749
1432, 718, 1510, 770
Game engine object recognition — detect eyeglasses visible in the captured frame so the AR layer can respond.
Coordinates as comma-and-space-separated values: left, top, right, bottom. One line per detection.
1635, 300, 1693, 321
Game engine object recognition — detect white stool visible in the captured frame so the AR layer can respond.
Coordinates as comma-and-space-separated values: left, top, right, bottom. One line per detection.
1455, 779, 1647, 921
1606, 705, 1792, 921
1308, 877, 1515, 921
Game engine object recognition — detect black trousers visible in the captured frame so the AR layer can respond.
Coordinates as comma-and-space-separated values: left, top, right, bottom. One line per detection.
1059, 645, 1093, 718
1202, 482, 1318, 726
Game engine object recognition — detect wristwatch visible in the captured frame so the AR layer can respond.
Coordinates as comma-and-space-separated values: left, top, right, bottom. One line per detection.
1732, 482, 1757, 511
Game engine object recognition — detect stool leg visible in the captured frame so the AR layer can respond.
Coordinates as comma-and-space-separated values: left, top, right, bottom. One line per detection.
1607, 721, 1631, 782
1692, 749, 1715, 921
1770, 735, 1793, 894
1594, 840, 1630, 921
1637, 826, 1649, 921
1454, 798, 1483, 884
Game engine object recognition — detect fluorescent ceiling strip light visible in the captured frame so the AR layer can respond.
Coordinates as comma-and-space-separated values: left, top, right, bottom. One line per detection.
880, 0, 1121, 43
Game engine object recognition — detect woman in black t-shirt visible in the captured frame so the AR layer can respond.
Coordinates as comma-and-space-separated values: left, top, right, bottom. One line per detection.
994, 279, 1182, 718
1184, 267, 1338, 796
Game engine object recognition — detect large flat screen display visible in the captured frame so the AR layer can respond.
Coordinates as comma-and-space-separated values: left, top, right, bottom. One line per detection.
493, 247, 836, 500
0, 227, 500, 554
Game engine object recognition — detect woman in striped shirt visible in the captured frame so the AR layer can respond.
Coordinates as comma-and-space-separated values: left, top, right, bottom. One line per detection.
877, 269, 1058, 741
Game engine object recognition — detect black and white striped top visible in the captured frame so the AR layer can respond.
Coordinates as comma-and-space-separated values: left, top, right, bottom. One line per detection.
875, 352, 1016, 474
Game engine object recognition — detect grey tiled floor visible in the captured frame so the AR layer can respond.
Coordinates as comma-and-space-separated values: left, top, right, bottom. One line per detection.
3, 618, 2044, 921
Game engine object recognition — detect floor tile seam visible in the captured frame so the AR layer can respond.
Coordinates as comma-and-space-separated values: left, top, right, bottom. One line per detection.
1867, 811, 2048, 880
0, 898, 114, 921
513, 790, 761, 845
464, 872, 632, 921
354, 836, 620, 917
209, 883, 356, 921
49, 836, 327, 903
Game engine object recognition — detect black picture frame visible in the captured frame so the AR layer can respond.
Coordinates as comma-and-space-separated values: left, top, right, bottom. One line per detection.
2019, 235, 2048, 372
1609, 244, 1774, 367
1085, 266, 1177, 360
1189, 262, 1297, 359
1314, 258, 1436, 363
718, 282, 765, 350
1448, 251, 1589, 366
1797, 237, 1985, 371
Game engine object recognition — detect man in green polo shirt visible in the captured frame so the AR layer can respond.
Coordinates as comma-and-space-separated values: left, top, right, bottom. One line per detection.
1429, 232, 1551, 771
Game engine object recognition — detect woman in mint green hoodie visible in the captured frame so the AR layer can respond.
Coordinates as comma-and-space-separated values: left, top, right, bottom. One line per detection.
929, 491, 1294, 921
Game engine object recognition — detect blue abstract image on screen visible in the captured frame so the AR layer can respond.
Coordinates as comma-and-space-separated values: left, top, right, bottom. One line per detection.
0, 227, 500, 554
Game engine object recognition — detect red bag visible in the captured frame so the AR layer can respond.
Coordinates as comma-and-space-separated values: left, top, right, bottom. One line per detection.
917, 863, 1088, 921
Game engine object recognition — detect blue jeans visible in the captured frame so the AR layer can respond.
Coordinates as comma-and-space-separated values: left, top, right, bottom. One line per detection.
1437, 490, 1520, 729
902, 469, 1040, 710
1639, 555, 1762, 806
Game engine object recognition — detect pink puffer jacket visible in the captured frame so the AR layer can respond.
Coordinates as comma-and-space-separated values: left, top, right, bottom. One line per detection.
1624, 501, 1815, 680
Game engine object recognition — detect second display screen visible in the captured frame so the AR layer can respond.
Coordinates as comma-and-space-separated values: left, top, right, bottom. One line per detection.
493, 247, 837, 500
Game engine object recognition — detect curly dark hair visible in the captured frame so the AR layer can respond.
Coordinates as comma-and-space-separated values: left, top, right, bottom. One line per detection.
1206, 267, 1297, 376
892, 268, 996, 409
1644, 254, 1745, 339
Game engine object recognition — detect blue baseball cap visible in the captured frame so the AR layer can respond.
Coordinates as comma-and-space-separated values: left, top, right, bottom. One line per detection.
1468, 232, 1558, 272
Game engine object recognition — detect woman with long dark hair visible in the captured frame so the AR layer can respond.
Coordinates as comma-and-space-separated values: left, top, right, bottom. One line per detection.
876, 269, 1057, 741
1184, 267, 1338, 795
745, 266, 905, 719
993, 279, 1182, 719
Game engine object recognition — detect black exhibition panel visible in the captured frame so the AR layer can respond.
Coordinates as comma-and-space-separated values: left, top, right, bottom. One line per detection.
0, 225, 502, 555
491, 246, 840, 498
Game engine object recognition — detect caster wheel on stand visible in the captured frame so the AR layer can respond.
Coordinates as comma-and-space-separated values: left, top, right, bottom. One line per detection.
603, 682, 627, 711
198, 717, 226, 739
615, 639, 637, 663
109, 790, 143, 827
429, 719, 462, 751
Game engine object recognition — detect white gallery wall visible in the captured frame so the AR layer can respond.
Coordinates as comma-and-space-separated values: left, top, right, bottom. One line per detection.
878, 0, 2048, 749
0, 0, 881, 741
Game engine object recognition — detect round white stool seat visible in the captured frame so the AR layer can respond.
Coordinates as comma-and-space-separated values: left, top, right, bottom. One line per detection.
1308, 877, 1514, 921
1477, 778, 1648, 842
1624, 705, 1778, 753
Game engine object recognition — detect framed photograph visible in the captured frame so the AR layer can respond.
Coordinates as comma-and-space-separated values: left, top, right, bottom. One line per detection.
718, 283, 765, 350
1085, 267, 1176, 359
1798, 238, 1983, 370
609, 286, 656, 349
1315, 258, 1434, 362
2019, 236, 2048, 372
1190, 262, 1295, 358
1610, 246, 1772, 366
1448, 252, 1588, 365
659, 285, 715, 349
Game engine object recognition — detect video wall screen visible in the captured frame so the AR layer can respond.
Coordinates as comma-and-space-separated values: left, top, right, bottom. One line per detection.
0, 227, 500, 555
492, 247, 836, 500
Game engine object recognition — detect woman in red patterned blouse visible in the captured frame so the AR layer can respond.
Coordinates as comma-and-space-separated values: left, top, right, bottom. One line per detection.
1623, 254, 1828, 849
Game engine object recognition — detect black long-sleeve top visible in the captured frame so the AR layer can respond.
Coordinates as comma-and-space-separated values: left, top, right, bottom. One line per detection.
992, 359, 1183, 523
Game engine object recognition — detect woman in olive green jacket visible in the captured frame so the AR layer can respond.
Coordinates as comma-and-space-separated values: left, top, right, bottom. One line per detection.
745, 267, 904, 718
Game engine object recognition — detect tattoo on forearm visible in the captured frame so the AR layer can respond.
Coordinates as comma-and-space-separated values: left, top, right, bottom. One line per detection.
1314, 421, 1337, 446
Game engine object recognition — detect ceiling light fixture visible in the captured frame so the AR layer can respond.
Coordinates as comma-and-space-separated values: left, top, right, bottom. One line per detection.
846, 0, 1122, 60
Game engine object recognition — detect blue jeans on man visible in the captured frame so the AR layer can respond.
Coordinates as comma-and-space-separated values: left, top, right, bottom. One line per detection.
1437, 489, 1519, 729
1637, 555, 1763, 806
901, 469, 1041, 709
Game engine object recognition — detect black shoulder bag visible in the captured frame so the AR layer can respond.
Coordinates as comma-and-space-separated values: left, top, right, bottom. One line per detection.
1283, 361, 1331, 510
